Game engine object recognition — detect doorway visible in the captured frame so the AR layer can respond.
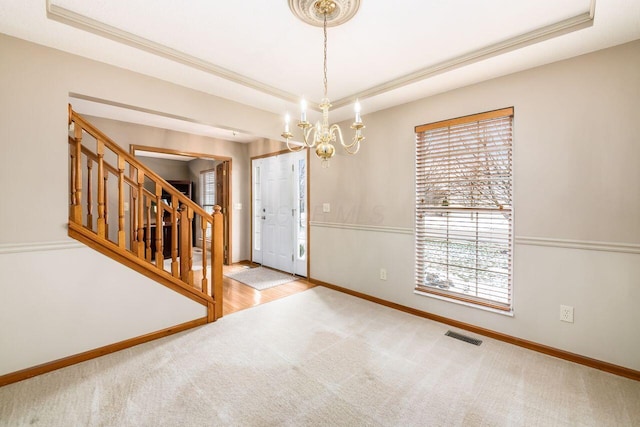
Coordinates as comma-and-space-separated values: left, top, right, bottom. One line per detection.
131, 145, 232, 265
251, 150, 307, 276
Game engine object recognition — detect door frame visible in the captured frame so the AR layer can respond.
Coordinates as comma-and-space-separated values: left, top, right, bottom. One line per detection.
215, 161, 230, 264
130, 144, 232, 265
250, 148, 310, 278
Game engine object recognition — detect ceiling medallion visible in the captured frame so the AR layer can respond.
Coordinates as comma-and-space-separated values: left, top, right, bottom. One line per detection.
288, 0, 361, 27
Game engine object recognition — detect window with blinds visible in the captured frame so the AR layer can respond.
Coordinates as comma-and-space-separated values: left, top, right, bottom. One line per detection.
414, 107, 513, 312
200, 169, 216, 239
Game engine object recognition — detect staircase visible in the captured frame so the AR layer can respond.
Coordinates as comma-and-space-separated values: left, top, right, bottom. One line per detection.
67, 105, 223, 322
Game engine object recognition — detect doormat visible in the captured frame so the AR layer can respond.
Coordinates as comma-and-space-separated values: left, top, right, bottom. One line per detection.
225, 267, 297, 291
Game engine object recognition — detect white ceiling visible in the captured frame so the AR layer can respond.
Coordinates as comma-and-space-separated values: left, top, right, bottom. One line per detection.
1, 0, 639, 139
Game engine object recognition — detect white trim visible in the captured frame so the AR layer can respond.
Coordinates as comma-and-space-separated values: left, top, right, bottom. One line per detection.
309, 222, 640, 255
0, 240, 85, 254
515, 236, 640, 255
310, 221, 413, 235
332, 10, 594, 108
47, 0, 594, 110
47, 1, 299, 105
413, 289, 515, 317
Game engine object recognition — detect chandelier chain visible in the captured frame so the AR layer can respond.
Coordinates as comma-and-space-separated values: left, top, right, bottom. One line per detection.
323, 10, 328, 98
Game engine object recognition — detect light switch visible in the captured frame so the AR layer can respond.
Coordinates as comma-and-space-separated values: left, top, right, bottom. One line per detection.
234, 203, 242, 210
323, 203, 330, 213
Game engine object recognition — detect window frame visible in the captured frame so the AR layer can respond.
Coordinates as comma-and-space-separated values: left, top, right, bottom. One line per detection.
200, 168, 216, 240
414, 107, 514, 312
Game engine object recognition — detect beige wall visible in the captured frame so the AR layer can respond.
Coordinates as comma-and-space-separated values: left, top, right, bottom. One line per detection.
135, 156, 191, 182
0, 33, 282, 244
310, 39, 640, 370
1, 30, 639, 375
248, 138, 289, 159
0, 33, 282, 376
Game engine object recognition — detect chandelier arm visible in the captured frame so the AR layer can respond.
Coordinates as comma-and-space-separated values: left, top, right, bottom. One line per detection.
304, 125, 318, 147
329, 124, 344, 147
344, 142, 361, 155
335, 125, 360, 150
341, 138, 360, 149
286, 138, 306, 152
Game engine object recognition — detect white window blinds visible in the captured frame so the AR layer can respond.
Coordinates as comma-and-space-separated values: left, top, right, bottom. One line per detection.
415, 108, 514, 311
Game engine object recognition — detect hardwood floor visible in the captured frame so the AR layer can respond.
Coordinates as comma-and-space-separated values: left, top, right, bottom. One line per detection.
222, 263, 316, 315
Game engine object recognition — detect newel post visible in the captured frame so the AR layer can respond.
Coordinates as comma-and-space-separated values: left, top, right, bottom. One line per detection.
211, 205, 224, 320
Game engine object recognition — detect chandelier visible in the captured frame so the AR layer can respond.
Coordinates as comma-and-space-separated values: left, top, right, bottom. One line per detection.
282, 0, 365, 168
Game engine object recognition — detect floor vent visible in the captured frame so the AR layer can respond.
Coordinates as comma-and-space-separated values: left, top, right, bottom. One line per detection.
445, 330, 482, 346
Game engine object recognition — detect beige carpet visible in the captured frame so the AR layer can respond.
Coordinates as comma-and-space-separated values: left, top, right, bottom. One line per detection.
225, 266, 297, 290
1, 287, 639, 426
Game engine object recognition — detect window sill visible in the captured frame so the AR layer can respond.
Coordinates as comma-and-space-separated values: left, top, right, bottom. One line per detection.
413, 289, 514, 317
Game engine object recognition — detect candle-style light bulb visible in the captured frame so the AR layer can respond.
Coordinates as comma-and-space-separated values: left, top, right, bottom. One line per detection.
284, 113, 290, 133
301, 99, 307, 122
354, 100, 362, 123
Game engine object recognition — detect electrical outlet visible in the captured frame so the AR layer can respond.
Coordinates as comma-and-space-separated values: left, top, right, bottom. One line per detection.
380, 268, 387, 280
560, 305, 574, 323
323, 203, 330, 213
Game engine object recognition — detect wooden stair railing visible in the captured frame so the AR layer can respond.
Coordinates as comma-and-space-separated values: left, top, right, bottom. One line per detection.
67, 105, 223, 321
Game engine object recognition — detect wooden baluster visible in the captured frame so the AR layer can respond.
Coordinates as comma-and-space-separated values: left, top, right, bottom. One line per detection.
155, 183, 163, 268
69, 144, 76, 214
201, 215, 208, 295
69, 140, 76, 205
187, 207, 194, 286
137, 170, 145, 258
117, 156, 126, 248
145, 199, 152, 261
96, 139, 106, 238
212, 205, 224, 320
171, 194, 179, 277
179, 204, 190, 283
86, 161, 93, 230
131, 186, 138, 250
104, 174, 109, 238
71, 121, 83, 223
128, 165, 137, 251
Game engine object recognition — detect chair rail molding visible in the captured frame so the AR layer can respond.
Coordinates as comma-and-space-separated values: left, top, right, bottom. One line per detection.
515, 236, 640, 255
0, 240, 85, 254
309, 221, 413, 235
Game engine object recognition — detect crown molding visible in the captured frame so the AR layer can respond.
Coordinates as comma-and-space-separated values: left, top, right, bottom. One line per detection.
332, 7, 595, 108
46, 1, 301, 105
47, 0, 595, 112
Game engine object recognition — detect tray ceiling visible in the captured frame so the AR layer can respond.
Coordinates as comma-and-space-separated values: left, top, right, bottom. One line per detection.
1, 0, 639, 136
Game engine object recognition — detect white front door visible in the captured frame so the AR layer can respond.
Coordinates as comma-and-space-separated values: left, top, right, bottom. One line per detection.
252, 151, 307, 276
262, 156, 291, 271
